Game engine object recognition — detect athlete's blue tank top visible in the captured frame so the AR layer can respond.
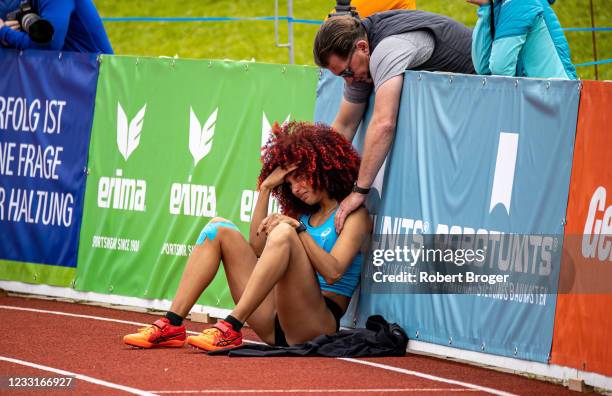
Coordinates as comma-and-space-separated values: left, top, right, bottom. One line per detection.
299, 210, 362, 297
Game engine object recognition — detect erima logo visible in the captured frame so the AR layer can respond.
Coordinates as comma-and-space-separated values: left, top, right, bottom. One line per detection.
168, 107, 218, 217
489, 132, 519, 215
169, 183, 216, 217
97, 102, 147, 211
189, 107, 217, 166
240, 190, 280, 222
262, 112, 291, 148
582, 186, 612, 261
98, 169, 146, 211
116, 102, 146, 161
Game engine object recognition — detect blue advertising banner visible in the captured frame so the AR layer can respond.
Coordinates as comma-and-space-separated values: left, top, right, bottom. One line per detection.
315, 70, 580, 362
0, 49, 99, 269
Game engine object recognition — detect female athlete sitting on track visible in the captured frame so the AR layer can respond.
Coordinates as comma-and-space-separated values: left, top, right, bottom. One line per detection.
124, 121, 371, 350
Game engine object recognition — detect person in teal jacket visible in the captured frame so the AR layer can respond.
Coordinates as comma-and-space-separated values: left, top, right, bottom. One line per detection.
467, 0, 577, 79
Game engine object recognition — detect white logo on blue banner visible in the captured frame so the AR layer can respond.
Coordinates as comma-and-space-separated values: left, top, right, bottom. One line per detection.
489, 132, 519, 215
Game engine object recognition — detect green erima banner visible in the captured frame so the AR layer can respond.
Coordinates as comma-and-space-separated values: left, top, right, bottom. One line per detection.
76, 56, 318, 308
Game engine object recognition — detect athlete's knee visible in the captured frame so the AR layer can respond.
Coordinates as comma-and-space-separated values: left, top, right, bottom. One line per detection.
196, 218, 240, 245
209, 217, 230, 224
266, 223, 296, 247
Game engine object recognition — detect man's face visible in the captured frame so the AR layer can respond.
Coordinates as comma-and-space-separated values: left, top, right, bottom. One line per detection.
326, 40, 372, 85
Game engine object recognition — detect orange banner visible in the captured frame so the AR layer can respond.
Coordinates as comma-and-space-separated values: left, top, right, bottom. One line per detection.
551, 80, 612, 376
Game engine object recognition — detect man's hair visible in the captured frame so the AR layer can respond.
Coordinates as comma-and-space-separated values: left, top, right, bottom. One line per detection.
313, 16, 367, 68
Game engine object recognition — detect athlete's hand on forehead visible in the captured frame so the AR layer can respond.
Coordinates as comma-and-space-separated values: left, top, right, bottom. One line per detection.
261, 163, 299, 190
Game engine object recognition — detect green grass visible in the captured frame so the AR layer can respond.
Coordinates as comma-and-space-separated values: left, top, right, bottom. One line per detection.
96, 0, 611, 80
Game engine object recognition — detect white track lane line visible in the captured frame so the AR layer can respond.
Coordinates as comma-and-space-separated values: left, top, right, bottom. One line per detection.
0, 356, 155, 395
0, 305, 207, 336
339, 358, 517, 396
0, 305, 517, 396
149, 388, 480, 393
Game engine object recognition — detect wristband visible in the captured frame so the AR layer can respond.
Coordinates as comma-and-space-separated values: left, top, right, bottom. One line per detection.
352, 183, 371, 195
295, 222, 307, 234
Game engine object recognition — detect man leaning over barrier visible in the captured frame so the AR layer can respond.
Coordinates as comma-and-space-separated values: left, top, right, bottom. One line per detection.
0, 0, 112, 54
313, 10, 475, 232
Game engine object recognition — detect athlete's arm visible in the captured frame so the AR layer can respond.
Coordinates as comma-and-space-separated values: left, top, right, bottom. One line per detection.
249, 186, 272, 256
299, 207, 371, 284
250, 164, 298, 256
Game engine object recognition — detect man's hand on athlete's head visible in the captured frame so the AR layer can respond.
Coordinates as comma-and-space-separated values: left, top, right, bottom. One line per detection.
335, 192, 366, 233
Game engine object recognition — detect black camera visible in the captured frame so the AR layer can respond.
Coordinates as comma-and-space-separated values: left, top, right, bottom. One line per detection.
329, 0, 359, 18
6, 0, 54, 43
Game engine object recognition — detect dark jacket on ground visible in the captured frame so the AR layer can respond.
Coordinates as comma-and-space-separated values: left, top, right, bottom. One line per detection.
209, 315, 409, 358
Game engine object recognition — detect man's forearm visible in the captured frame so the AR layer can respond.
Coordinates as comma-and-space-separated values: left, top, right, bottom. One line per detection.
357, 119, 395, 188
332, 120, 357, 142
332, 98, 367, 143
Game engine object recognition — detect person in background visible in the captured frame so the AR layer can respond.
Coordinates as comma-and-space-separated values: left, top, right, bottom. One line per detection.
313, 11, 475, 232
468, 0, 576, 79
0, 0, 113, 53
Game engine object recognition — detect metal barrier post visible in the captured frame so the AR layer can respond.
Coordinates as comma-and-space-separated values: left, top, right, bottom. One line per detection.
589, 0, 599, 80
274, 0, 295, 64
288, 0, 294, 64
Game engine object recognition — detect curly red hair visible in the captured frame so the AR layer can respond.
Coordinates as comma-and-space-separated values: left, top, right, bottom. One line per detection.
258, 121, 360, 218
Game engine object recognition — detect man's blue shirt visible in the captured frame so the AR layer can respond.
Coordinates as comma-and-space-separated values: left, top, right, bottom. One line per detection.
0, 0, 113, 54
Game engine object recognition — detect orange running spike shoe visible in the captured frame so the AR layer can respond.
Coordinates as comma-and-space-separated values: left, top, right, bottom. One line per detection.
187, 320, 242, 351
123, 318, 186, 348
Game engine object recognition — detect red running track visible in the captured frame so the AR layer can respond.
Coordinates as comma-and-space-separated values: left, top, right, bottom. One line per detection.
0, 296, 580, 395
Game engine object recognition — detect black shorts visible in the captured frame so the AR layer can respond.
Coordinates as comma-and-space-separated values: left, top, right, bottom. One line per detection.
273, 296, 344, 347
